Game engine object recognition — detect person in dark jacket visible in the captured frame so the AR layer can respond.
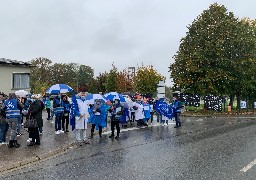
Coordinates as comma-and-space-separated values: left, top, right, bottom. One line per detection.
0, 93, 8, 145
61, 95, 71, 132
109, 99, 124, 139
27, 94, 43, 146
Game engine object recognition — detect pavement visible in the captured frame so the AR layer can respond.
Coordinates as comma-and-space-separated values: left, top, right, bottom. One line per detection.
1, 111, 256, 174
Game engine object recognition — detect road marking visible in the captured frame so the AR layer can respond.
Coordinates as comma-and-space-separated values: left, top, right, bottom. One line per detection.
240, 159, 256, 172
102, 122, 176, 135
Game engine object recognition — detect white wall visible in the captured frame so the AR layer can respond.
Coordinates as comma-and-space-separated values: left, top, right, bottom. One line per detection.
0, 65, 31, 94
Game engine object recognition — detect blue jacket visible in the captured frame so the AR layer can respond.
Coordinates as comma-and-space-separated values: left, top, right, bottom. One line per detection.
143, 103, 151, 120
88, 105, 106, 128
172, 100, 182, 113
62, 100, 71, 113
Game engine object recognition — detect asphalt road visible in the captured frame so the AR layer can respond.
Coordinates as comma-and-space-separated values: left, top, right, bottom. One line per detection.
2, 117, 256, 180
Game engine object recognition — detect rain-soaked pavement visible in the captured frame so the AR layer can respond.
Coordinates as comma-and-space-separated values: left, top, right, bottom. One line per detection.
1, 113, 256, 180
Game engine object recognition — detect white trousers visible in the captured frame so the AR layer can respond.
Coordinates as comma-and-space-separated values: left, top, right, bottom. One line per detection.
75, 129, 87, 142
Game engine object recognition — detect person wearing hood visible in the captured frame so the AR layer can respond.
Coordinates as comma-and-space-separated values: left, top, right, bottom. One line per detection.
88, 99, 106, 139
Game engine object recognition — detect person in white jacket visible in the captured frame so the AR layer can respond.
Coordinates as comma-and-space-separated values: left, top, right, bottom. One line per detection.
133, 98, 144, 128
75, 92, 90, 146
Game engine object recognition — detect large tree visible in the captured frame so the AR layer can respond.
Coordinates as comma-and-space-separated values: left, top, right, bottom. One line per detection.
169, 3, 256, 102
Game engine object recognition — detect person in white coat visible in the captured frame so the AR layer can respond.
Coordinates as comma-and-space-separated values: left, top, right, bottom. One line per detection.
133, 98, 144, 128
75, 92, 90, 146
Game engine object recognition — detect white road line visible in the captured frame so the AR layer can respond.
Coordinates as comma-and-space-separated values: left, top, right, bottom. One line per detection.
102, 122, 176, 135
240, 159, 256, 172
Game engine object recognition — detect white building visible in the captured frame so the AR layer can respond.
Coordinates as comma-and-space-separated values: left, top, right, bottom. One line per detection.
0, 58, 31, 94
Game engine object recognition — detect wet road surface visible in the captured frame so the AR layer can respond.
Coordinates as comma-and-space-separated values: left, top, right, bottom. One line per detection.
2, 117, 256, 180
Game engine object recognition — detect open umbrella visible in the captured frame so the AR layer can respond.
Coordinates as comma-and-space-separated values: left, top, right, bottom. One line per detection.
46, 84, 73, 94
105, 92, 126, 102
15, 90, 28, 97
86, 94, 106, 104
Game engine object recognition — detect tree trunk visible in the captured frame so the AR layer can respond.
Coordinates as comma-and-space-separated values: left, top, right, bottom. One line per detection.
237, 94, 241, 112
229, 95, 234, 109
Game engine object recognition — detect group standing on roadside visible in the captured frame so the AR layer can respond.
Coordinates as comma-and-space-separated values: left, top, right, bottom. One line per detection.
0, 90, 184, 148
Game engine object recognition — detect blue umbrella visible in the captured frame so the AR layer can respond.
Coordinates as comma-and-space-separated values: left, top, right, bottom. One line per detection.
105, 92, 126, 102
86, 94, 106, 104
46, 84, 74, 94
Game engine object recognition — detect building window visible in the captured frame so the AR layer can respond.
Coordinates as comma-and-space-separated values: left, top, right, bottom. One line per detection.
13, 73, 30, 89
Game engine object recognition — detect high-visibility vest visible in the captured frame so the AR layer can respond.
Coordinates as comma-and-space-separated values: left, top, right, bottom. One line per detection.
4, 99, 20, 119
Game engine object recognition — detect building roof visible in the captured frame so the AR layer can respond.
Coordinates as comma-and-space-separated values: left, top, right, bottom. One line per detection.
0, 58, 32, 67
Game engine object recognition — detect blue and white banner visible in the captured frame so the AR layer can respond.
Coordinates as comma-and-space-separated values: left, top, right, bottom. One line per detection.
155, 100, 174, 119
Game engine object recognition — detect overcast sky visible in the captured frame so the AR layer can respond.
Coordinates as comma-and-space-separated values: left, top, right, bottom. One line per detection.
0, 0, 255, 86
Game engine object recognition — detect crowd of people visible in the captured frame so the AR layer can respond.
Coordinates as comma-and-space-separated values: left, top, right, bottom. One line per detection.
0, 91, 183, 147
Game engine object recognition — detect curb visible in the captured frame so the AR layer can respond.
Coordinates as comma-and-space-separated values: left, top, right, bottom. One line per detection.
0, 142, 76, 174
181, 114, 256, 118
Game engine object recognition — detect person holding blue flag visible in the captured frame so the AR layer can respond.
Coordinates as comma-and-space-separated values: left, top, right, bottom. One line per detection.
172, 95, 182, 128
88, 99, 106, 139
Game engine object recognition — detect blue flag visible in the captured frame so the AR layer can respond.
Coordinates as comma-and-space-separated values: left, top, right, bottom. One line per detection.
155, 100, 174, 119
70, 92, 78, 131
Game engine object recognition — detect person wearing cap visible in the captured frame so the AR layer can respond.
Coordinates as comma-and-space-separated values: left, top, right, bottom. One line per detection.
27, 94, 43, 146
3, 93, 23, 148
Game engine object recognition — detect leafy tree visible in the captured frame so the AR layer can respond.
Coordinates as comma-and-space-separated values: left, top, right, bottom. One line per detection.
77, 65, 94, 92
134, 65, 165, 97
95, 72, 108, 94
30, 57, 52, 93
105, 64, 118, 92
117, 69, 134, 93
169, 3, 256, 105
